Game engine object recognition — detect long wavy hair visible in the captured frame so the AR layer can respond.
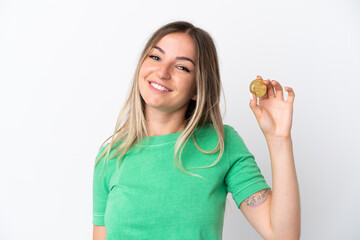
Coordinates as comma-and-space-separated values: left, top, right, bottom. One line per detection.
95, 20, 226, 179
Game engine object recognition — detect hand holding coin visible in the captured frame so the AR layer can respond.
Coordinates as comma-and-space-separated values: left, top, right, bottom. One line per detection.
249, 75, 295, 138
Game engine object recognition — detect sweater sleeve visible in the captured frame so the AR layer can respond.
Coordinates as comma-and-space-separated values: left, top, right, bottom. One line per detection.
92, 144, 110, 226
224, 125, 271, 208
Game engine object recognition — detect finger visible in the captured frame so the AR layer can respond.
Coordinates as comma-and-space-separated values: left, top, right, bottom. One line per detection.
249, 92, 257, 108
249, 92, 261, 116
259, 79, 273, 102
256, 75, 268, 101
285, 86, 295, 103
265, 79, 275, 98
272, 80, 284, 100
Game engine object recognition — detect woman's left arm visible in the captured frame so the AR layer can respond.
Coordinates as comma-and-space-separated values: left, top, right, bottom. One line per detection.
240, 76, 301, 240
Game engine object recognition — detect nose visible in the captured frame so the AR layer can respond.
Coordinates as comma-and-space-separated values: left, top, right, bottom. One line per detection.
156, 62, 171, 80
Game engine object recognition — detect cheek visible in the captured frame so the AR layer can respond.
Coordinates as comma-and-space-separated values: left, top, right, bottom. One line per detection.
138, 69, 147, 93
139, 61, 155, 76
138, 65, 146, 78
138, 76, 147, 94
186, 77, 196, 92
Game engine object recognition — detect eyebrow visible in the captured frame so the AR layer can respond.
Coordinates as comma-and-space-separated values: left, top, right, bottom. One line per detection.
152, 46, 195, 66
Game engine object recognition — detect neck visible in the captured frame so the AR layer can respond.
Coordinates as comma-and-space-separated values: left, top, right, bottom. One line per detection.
144, 106, 188, 137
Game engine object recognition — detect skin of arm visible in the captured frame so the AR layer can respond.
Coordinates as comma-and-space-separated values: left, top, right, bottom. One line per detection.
239, 76, 301, 240
93, 225, 106, 240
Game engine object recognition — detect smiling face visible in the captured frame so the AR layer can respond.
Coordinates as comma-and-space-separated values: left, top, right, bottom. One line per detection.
138, 32, 197, 115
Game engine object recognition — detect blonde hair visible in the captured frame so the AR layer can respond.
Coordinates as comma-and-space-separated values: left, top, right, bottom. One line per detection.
95, 21, 226, 180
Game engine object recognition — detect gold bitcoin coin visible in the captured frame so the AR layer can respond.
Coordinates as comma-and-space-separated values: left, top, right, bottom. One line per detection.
249, 79, 267, 98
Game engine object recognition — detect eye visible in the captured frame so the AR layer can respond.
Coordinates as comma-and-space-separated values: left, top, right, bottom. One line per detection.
177, 66, 190, 73
149, 55, 160, 61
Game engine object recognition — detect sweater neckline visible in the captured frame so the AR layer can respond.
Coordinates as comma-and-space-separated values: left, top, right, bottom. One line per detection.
135, 125, 201, 146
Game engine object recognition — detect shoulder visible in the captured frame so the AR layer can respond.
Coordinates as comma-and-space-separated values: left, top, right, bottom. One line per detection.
223, 124, 236, 134
195, 123, 235, 134
193, 124, 247, 150
194, 123, 242, 142
223, 124, 251, 153
94, 141, 122, 168
223, 124, 244, 142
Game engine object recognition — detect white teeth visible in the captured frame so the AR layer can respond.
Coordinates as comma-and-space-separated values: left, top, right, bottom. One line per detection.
150, 82, 170, 92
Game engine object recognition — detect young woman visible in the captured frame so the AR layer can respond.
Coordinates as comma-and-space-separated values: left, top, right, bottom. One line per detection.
93, 21, 300, 240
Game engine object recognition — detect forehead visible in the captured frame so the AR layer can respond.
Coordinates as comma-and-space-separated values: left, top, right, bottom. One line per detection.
153, 32, 196, 58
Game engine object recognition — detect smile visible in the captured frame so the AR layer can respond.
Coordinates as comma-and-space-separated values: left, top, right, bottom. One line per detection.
149, 81, 172, 92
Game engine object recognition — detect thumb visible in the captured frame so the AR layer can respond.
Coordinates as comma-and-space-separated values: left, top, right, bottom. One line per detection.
249, 93, 261, 116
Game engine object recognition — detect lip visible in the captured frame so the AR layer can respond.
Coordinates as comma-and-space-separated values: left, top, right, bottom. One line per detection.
147, 80, 173, 92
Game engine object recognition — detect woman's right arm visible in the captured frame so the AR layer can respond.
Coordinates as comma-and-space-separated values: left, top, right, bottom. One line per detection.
93, 225, 107, 240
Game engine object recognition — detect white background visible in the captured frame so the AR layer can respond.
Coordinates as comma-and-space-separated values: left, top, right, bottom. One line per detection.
1, 0, 359, 239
